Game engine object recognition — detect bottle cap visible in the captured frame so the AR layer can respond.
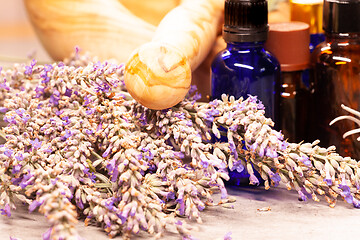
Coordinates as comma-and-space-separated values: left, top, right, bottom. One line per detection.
223, 0, 269, 43
290, 0, 323, 35
323, 0, 360, 33
265, 22, 310, 72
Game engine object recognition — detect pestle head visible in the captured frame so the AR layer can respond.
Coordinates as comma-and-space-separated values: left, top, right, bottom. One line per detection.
124, 42, 191, 110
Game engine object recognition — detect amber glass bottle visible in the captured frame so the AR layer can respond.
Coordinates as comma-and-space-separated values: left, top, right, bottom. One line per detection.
265, 22, 311, 143
310, 0, 360, 158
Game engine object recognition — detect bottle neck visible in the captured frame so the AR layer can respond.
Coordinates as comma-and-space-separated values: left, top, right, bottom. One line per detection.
226, 41, 266, 51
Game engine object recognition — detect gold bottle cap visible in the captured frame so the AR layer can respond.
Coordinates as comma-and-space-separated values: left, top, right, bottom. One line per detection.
290, 0, 323, 34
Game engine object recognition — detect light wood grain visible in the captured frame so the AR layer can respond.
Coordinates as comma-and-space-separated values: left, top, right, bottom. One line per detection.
24, 0, 156, 63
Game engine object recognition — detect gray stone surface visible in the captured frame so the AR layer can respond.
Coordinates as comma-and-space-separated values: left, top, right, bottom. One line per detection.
1, 184, 359, 240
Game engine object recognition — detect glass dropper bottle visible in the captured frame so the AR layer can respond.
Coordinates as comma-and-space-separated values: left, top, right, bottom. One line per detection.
211, 0, 280, 186
309, 0, 360, 158
265, 22, 311, 143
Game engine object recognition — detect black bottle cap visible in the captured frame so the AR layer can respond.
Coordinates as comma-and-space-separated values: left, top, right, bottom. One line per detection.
323, 0, 360, 33
223, 0, 269, 43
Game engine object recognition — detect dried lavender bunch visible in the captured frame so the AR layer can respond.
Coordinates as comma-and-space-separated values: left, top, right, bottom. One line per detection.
188, 95, 360, 208
0, 50, 360, 240
0, 52, 224, 240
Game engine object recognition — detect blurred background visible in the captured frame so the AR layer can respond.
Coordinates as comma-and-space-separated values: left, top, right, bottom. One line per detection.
0, 0, 50, 63
0, 0, 289, 101
0, 0, 288, 63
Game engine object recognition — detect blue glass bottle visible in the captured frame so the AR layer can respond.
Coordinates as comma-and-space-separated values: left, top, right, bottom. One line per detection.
211, 42, 280, 123
211, 0, 280, 186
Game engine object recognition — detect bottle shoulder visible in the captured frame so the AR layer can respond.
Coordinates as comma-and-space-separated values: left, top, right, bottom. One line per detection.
311, 41, 360, 66
211, 47, 280, 71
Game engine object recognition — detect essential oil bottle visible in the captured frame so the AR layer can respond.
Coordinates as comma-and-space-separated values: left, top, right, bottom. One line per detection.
309, 0, 360, 158
265, 22, 311, 143
211, 0, 280, 186
290, 0, 325, 52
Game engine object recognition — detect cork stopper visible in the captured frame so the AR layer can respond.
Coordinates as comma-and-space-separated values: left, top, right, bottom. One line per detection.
265, 22, 310, 72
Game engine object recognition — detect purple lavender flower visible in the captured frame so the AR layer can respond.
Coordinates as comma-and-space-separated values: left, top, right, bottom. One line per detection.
24, 59, 37, 75
249, 174, 260, 185
15, 152, 24, 161
174, 151, 185, 159
0, 78, 10, 91
61, 129, 72, 141
19, 172, 34, 189
15, 109, 24, 116
175, 220, 183, 226
339, 184, 353, 204
139, 113, 147, 126
353, 198, 360, 208
228, 141, 238, 159
111, 167, 119, 182
0, 107, 7, 113
4, 148, 13, 157
95, 82, 111, 93
188, 85, 198, 96
203, 108, 220, 122
102, 146, 112, 158
12, 164, 21, 174
104, 198, 115, 211
42, 227, 52, 240
64, 88, 72, 97
3, 114, 15, 124
224, 232, 232, 240
192, 92, 202, 101
324, 173, 332, 186
299, 155, 312, 167
268, 172, 281, 186
0, 204, 11, 217
15, 109, 31, 123
84, 129, 93, 135
29, 200, 43, 212
34, 85, 45, 98
55, 110, 63, 116
176, 198, 185, 215
75, 196, 84, 210
230, 162, 244, 173
85, 108, 95, 115
49, 89, 60, 106
30, 138, 42, 149
297, 189, 307, 201
43, 146, 53, 153
40, 64, 53, 83
220, 186, 228, 199
61, 116, 71, 126
83, 95, 91, 106
265, 148, 278, 158
229, 124, 238, 132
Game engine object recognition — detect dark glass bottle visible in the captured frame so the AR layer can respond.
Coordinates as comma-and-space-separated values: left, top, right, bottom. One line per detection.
211, 0, 280, 186
265, 22, 311, 143
309, 0, 360, 158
